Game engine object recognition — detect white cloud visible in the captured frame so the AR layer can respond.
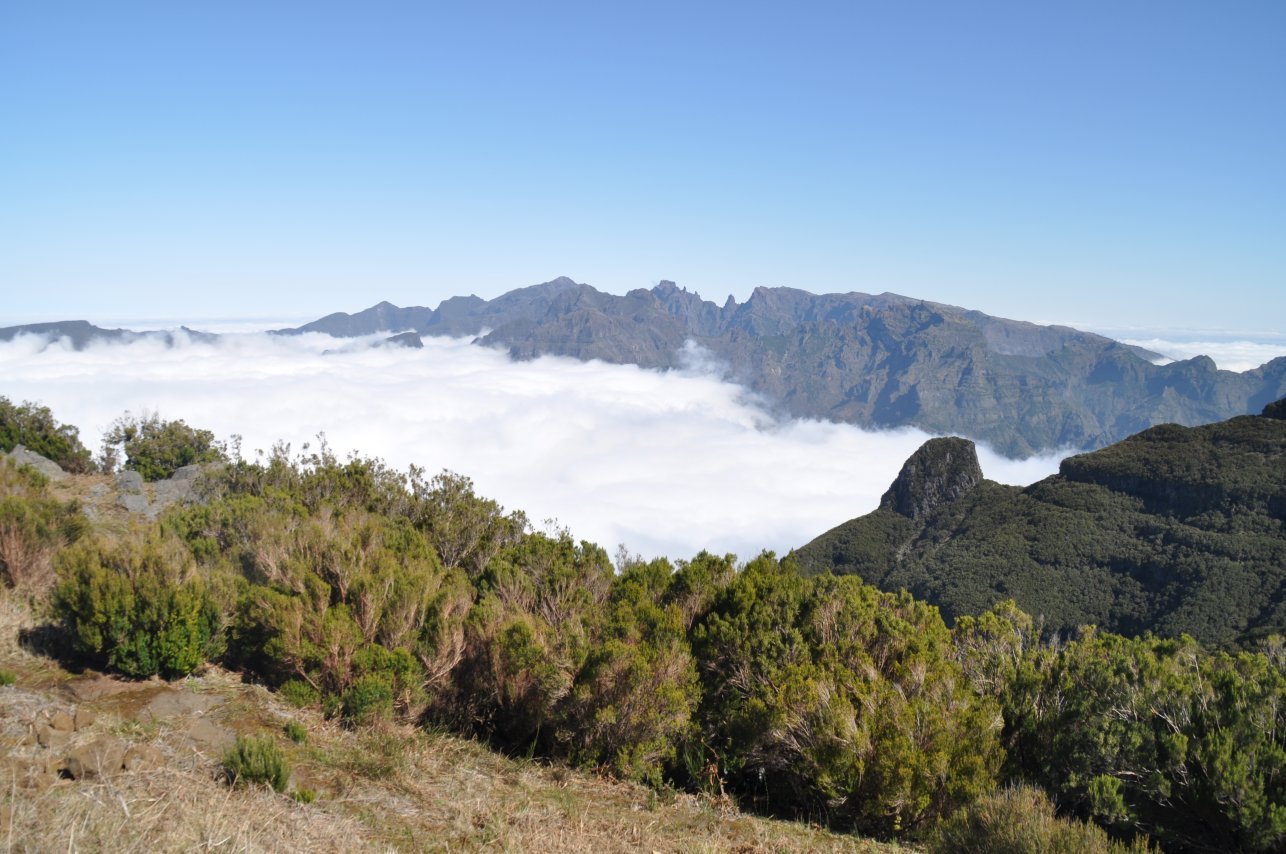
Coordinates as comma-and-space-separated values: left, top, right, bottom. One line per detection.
0, 331, 1063, 560
1118, 338, 1286, 373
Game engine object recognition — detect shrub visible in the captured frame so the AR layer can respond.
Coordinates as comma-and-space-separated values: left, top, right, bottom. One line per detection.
53, 534, 221, 678
0, 460, 89, 593
0, 670, 15, 686
0, 397, 95, 473
932, 786, 1156, 853
341, 672, 396, 725
279, 679, 320, 709
102, 412, 225, 481
557, 558, 699, 782
1001, 628, 1286, 852
223, 735, 290, 792
284, 721, 308, 744
691, 554, 1002, 837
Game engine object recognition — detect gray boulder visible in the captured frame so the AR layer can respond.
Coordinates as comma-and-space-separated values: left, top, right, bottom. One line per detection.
3, 445, 68, 481
114, 470, 144, 493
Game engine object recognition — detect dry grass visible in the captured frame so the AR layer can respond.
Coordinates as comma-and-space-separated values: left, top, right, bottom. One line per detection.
291, 723, 899, 853
1, 766, 380, 853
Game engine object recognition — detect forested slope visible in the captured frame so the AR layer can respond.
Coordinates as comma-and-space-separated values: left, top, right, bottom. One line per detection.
796, 401, 1286, 648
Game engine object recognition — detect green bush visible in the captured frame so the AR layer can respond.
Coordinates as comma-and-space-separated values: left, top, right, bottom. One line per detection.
102, 412, 225, 481
0, 397, 95, 473
932, 786, 1156, 853
1001, 628, 1286, 853
0, 670, 15, 686
223, 735, 290, 792
341, 672, 395, 725
691, 554, 1002, 837
53, 534, 221, 678
279, 680, 320, 709
0, 460, 89, 592
284, 720, 308, 744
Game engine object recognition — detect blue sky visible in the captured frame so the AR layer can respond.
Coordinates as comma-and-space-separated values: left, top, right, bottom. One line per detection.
3, 1, 1283, 333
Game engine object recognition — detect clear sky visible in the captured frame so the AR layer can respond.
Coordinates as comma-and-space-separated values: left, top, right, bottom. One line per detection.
3, 1, 1283, 334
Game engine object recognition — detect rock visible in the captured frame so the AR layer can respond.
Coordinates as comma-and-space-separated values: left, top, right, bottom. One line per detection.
117, 493, 151, 514
152, 475, 195, 507
74, 708, 97, 731
878, 437, 983, 520
66, 673, 151, 702
35, 723, 69, 750
114, 470, 145, 493
383, 331, 424, 349
3, 445, 68, 481
138, 688, 222, 722
49, 710, 75, 732
63, 737, 127, 780
183, 717, 235, 754
122, 744, 164, 772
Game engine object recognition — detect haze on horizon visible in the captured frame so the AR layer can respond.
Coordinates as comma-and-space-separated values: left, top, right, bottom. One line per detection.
2, 2, 1283, 335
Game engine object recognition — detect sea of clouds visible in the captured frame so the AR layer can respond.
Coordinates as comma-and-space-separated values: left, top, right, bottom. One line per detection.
1119, 338, 1286, 373
1, 330, 1066, 560
1067, 324, 1286, 373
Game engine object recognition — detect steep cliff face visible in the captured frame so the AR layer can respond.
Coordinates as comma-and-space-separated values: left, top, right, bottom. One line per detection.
878, 437, 984, 520
794, 401, 1286, 648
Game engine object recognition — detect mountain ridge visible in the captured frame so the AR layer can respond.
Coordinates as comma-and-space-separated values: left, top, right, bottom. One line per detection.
5, 277, 1284, 456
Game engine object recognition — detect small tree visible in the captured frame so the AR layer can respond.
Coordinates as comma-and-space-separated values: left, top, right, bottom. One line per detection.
0, 397, 95, 473
101, 412, 226, 481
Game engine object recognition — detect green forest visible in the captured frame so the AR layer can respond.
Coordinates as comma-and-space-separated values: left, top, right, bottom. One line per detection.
796, 405, 1286, 650
2, 395, 1284, 852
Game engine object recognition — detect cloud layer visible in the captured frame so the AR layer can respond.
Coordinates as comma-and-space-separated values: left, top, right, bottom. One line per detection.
1, 331, 1063, 560
1119, 338, 1286, 373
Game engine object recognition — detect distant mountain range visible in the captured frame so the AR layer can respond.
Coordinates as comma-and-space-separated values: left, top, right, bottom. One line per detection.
794, 400, 1286, 648
5, 276, 1285, 456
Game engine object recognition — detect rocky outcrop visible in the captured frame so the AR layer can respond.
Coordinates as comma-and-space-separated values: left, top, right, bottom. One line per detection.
10, 703, 152, 788
384, 331, 424, 349
879, 438, 983, 520
2, 445, 68, 481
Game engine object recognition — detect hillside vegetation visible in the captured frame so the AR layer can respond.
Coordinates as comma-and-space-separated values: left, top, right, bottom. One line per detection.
796, 403, 1286, 649
2, 401, 1283, 851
